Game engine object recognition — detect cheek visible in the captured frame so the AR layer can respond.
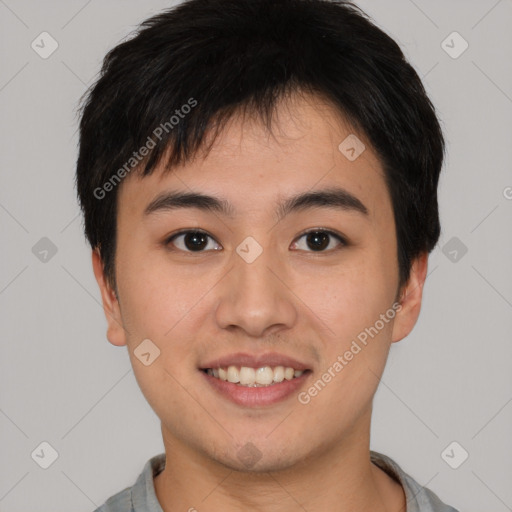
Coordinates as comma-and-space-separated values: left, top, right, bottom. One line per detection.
313, 257, 395, 338
303, 277, 395, 427
116, 241, 196, 339
306, 254, 397, 408
119, 261, 199, 410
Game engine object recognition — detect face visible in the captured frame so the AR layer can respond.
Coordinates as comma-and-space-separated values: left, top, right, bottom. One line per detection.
93, 92, 427, 472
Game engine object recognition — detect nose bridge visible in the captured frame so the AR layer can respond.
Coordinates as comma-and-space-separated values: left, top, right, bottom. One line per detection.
214, 237, 297, 336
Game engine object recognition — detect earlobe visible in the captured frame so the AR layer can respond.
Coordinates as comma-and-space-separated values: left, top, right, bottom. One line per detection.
391, 252, 429, 344
91, 249, 127, 347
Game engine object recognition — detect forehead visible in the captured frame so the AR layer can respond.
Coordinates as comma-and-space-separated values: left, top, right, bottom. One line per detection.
118, 92, 389, 223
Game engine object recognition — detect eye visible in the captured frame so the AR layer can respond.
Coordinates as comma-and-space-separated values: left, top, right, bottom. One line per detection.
291, 229, 347, 252
164, 228, 347, 254
165, 230, 222, 253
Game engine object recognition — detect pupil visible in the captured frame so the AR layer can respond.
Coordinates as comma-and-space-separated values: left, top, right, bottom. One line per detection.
307, 231, 329, 251
182, 231, 330, 252
185, 232, 208, 251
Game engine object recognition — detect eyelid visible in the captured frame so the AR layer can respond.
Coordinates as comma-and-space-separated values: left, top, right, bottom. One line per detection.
165, 228, 210, 241
295, 228, 348, 245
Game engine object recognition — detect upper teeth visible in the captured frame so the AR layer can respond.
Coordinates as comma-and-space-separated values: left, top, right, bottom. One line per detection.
206, 366, 304, 387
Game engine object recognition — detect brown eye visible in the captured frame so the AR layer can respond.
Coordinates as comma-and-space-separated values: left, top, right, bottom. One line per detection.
166, 230, 221, 252
291, 230, 346, 252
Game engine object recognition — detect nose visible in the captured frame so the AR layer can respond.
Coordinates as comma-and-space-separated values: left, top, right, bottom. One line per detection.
214, 241, 298, 338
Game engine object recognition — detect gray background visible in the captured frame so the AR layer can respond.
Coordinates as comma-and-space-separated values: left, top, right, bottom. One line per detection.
1, 1, 511, 511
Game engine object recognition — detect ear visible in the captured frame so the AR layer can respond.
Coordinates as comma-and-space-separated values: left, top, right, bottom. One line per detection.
91, 249, 127, 347
391, 252, 429, 344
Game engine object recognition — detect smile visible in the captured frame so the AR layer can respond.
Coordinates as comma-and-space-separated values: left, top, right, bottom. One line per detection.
203, 365, 307, 387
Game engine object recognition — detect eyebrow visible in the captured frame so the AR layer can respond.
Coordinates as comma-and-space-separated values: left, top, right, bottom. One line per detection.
143, 186, 369, 222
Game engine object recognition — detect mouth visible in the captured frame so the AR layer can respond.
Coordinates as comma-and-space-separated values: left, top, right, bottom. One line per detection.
199, 353, 313, 407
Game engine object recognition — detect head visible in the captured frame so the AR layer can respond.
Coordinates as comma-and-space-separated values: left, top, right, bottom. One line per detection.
76, 0, 444, 472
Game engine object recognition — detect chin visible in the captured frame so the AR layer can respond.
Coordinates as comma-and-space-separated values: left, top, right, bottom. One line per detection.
210, 442, 304, 474
223, 454, 298, 474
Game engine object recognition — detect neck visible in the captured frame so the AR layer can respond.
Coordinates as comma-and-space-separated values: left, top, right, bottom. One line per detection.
154, 419, 406, 512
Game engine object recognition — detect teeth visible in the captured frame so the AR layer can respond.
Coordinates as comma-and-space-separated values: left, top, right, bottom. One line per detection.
227, 365, 240, 383
239, 366, 256, 385
273, 366, 284, 383
255, 366, 274, 385
206, 365, 306, 387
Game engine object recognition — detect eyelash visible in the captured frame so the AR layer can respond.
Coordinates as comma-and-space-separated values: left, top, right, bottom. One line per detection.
164, 228, 348, 254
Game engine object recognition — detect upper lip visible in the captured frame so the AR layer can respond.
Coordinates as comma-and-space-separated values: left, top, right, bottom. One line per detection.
200, 352, 311, 371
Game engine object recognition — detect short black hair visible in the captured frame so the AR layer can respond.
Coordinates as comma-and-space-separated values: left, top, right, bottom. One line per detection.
75, 0, 445, 297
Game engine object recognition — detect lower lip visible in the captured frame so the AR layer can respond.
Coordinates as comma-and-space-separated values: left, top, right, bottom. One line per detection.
201, 370, 311, 407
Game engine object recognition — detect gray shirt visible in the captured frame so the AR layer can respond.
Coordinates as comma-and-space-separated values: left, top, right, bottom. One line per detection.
93, 450, 460, 512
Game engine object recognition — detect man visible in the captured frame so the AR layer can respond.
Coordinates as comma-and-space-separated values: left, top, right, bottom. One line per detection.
76, 0, 459, 510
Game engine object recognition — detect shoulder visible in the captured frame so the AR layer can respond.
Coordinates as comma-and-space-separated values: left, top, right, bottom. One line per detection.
370, 450, 460, 512
92, 486, 132, 512
91, 453, 166, 512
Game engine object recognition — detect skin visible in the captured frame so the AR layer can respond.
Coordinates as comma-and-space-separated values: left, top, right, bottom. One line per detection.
92, 91, 428, 512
